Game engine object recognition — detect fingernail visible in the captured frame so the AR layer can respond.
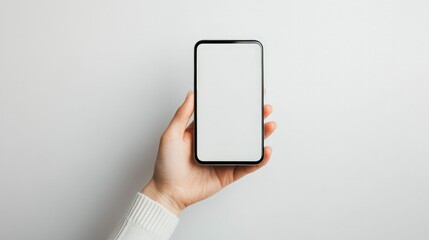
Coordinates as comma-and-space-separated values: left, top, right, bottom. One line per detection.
186, 90, 193, 98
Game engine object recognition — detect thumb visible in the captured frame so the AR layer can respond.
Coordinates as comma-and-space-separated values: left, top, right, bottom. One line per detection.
167, 90, 194, 134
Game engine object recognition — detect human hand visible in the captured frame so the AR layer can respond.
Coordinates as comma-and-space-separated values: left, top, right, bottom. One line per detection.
142, 90, 277, 215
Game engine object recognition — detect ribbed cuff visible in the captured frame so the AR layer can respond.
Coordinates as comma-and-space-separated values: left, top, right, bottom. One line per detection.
109, 193, 179, 240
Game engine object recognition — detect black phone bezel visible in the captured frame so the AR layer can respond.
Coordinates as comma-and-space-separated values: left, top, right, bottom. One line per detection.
194, 40, 264, 165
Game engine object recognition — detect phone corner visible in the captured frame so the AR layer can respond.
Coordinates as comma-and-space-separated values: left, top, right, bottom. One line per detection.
251, 40, 264, 51
254, 151, 265, 165
193, 152, 205, 165
194, 40, 206, 51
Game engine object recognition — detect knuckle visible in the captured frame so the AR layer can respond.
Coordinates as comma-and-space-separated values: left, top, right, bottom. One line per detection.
160, 131, 169, 142
174, 108, 183, 118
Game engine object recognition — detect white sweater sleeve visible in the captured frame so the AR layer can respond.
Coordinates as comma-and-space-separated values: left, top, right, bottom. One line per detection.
108, 193, 179, 240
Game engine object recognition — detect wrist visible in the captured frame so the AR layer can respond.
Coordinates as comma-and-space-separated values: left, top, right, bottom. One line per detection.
141, 180, 182, 216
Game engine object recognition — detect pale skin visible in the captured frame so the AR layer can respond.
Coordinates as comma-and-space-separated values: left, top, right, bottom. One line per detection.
142, 90, 277, 216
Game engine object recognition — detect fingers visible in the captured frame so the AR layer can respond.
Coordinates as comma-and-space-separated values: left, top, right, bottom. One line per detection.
166, 91, 194, 135
264, 104, 273, 119
264, 121, 277, 139
233, 146, 272, 181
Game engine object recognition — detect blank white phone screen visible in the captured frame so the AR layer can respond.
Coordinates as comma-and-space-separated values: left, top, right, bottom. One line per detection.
196, 42, 263, 162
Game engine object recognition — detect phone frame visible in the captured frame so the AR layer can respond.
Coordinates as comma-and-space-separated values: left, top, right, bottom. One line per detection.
193, 40, 264, 165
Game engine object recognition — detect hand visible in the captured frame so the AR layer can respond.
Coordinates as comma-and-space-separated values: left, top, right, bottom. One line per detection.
142, 90, 277, 215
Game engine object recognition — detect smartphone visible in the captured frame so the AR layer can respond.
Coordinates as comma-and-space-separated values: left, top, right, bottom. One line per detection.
194, 40, 264, 165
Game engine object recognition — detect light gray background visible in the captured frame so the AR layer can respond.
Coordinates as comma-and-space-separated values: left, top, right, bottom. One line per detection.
0, 0, 428, 239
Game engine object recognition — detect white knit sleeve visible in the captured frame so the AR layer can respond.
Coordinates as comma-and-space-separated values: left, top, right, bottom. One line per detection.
108, 193, 179, 240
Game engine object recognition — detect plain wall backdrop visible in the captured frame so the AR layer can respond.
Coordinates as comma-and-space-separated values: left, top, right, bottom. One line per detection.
1, 0, 428, 239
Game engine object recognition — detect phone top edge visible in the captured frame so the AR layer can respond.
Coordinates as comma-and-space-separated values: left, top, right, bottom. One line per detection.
195, 40, 263, 48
